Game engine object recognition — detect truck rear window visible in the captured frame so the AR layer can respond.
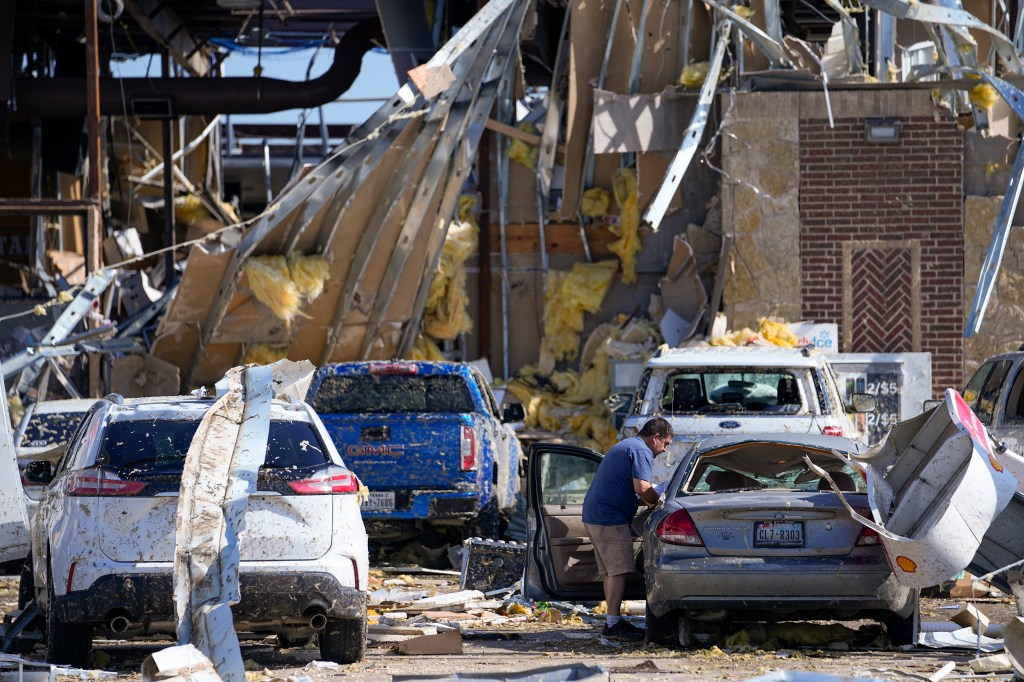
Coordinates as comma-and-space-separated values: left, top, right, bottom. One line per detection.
312, 374, 475, 413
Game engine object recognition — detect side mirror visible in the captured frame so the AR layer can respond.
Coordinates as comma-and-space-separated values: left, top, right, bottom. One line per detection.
24, 460, 54, 485
923, 399, 944, 412
849, 393, 877, 413
605, 392, 635, 413
502, 403, 525, 423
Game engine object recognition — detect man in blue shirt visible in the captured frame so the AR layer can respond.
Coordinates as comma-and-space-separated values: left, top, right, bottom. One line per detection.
583, 417, 673, 641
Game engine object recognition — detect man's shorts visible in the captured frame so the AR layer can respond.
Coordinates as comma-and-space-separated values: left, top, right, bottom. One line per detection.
585, 522, 636, 577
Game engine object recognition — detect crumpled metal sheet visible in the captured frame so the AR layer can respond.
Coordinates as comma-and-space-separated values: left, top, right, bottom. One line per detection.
172, 359, 314, 682
392, 664, 609, 681
810, 389, 1018, 588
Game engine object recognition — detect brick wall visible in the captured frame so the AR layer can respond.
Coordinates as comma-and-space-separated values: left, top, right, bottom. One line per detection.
799, 117, 964, 396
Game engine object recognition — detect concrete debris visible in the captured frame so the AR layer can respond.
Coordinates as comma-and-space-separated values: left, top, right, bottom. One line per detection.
969, 654, 1014, 673
141, 644, 222, 682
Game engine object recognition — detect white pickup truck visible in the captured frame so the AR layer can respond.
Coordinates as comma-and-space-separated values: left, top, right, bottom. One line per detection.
618, 345, 877, 483
961, 347, 1024, 454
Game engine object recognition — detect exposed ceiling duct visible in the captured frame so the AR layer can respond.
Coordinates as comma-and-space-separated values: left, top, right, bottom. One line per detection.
10, 18, 385, 118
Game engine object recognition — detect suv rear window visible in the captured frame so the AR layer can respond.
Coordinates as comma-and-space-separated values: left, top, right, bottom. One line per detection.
312, 374, 474, 413
98, 419, 329, 474
659, 369, 807, 415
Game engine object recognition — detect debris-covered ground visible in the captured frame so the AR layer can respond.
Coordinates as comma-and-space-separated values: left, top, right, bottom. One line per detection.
1, 571, 1017, 681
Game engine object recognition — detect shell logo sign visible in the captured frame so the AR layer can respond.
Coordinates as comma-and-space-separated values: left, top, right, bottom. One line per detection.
895, 555, 917, 573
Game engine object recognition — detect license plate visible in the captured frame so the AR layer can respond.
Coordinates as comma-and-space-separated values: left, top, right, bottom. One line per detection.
363, 491, 395, 512
754, 521, 804, 547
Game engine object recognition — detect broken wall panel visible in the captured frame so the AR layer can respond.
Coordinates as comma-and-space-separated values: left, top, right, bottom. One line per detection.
592, 90, 696, 153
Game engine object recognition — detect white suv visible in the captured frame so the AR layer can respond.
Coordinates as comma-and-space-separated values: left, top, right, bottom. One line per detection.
25, 394, 369, 667
619, 345, 876, 482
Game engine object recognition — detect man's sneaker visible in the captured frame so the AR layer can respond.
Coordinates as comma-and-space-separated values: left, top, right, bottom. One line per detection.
602, 619, 645, 642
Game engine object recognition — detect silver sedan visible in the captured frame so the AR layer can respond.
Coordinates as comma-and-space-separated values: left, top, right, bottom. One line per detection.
643, 433, 919, 647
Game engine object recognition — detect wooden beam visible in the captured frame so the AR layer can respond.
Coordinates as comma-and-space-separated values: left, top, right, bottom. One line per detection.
484, 118, 566, 159
489, 222, 614, 255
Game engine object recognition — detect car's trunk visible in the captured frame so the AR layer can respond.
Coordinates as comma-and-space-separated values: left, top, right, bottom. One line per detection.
683, 491, 867, 557
98, 494, 333, 562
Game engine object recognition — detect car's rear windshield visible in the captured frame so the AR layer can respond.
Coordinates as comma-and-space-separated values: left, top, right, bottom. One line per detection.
312, 374, 475, 413
21, 411, 88, 448
98, 419, 329, 473
658, 369, 812, 415
682, 446, 864, 495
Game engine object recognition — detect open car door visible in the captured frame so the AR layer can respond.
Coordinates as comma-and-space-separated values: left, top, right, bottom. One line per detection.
524, 442, 646, 602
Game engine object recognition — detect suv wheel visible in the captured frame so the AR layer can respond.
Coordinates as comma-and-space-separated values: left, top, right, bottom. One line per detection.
318, 616, 367, 664
45, 567, 93, 667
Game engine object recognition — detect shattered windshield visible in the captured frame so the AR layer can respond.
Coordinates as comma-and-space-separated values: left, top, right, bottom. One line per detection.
312, 374, 475, 413
682, 445, 864, 495
20, 411, 88, 448
98, 419, 329, 473
658, 369, 810, 415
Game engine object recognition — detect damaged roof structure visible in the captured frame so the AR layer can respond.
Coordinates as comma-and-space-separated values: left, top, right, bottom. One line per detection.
2, 0, 1024, 435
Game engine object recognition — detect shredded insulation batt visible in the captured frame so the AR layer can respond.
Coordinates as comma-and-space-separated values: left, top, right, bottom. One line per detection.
543, 260, 618, 361
609, 168, 641, 284
424, 195, 479, 340
244, 255, 302, 323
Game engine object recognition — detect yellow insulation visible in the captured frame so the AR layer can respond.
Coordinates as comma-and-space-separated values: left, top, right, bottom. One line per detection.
679, 62, 710, 89
507, 122, 539, 169
408, 334, 447, 361
509, 316, 662, 452
243, 343, 289, 365
609, 168, 641, 284
543, 260, 618, 361
244, 255, 302, 323
710, 317, 802, 347
969, 83, 999, 111
424, 195, 479, 340
580, 187, 612, 219
287, 254, 330, 301
734, 5, 755, 18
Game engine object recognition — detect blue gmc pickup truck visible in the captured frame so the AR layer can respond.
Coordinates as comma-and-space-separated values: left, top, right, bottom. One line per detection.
307, 361, 525, 540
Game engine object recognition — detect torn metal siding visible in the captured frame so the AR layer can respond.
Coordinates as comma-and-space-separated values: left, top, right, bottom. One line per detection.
151, 0, 529, 388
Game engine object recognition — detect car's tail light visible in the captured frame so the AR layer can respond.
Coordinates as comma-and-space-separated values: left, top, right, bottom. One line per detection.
287, 466, 359, 494
856, 526, 881, 546
822, 426, 843, 436
66, 561, 77, 593
656, 509, 704, 546
459, 426, 477, 471
66, 468, 147, 496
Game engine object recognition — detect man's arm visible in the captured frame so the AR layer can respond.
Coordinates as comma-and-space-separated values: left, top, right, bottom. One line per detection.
633, 478, 660, 507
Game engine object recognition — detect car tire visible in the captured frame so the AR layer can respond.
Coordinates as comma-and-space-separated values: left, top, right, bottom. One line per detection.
44, 568, 93, 668
318, 616, 367, 664
645, 604, 680, 646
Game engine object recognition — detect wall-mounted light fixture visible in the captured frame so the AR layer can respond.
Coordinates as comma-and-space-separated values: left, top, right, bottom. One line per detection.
864, 118, 901, 143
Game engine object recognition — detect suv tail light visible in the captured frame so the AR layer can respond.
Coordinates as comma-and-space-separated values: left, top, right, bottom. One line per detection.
856, 526, 881, 546
66, 468, 148, 496
287, 466, 359, 494
459, 426, 477, 471
822, 426, 843, 436
656, 509, 704, 546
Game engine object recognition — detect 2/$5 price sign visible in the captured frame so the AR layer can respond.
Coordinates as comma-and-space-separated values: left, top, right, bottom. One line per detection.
846, 373, 901, 444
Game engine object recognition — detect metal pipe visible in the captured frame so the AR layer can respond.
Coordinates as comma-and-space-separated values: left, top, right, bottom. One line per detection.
85, 0, 102, 276
162, 49, 176, 289
13, 19, 384, 117
308, 614, 327, 631
110, 616, 130, 633
497, 58, 514, 380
